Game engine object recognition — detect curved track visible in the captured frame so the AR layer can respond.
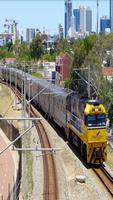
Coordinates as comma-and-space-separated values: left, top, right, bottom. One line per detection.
1, 80, 59, 200
30, 106, 58, 200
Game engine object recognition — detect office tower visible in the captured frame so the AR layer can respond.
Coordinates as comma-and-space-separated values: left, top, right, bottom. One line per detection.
65, 0, 72, 38
12, 20, 18, 41
59, 24, 64, 38
26, 28, 35, 43
80, 6, 86, 33
110, 0, 113, 31
73, 9, 80, 32
86, 7, 92, 33
18, 28, 24, 43
68, 16, 76, 38
100, 16, 111, 33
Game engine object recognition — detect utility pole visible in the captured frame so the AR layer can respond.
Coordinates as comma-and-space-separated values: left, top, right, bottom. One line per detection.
73, 67, 91, 98
88, 65, 90, 98
23, 65, 27, 199
97, 0, 99, 34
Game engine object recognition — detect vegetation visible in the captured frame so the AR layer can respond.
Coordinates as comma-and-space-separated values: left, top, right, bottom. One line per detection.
0, 46, 14, 59
32, 72, 43, 79
104, 77, 113, 126
29, 33, 44, 61
26, 131, 33, 199
1, 33, 113, 123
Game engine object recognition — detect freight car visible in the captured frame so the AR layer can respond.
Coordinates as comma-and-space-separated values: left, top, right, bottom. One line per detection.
0, 66, 107, 164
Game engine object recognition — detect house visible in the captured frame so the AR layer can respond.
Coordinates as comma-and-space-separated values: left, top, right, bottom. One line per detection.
55, 52, 73, 83
102, 67, 113, 82
4, 57, 16, 65
43, 61, 56, 81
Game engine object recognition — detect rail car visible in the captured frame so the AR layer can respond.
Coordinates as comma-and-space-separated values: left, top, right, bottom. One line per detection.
0, 66, 107, 164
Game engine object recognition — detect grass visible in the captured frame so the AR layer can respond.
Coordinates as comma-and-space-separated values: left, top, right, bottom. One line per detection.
21, 131, 33, 200
106, 144, 113, 170
32, 72, 43, 79
26, 131, 33, 200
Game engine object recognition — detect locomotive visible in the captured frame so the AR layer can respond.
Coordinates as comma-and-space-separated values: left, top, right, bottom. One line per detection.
0, 66, 107, 164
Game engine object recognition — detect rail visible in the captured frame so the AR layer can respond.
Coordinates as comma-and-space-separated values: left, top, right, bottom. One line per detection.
93, 165, 113, 196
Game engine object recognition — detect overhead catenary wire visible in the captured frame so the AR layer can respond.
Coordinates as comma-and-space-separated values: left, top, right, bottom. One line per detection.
3, 98, 14, 117
0, 125, 34, 156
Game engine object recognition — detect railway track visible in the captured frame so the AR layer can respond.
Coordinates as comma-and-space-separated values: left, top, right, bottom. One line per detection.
93, 166, 113, 196
1, 81, 59, 200
30, 106, 58, 200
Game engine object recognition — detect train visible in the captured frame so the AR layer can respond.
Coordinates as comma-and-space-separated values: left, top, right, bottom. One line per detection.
0, 66, 107, 164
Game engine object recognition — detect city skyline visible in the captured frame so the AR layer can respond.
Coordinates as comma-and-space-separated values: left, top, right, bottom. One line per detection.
0, 0, 110, 38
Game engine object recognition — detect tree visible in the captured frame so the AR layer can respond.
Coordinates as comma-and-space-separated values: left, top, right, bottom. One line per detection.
12, 39, 21, 58
0, 46, 14, 59
55, 38, 72, 54
104, 78, 113, 127
30, 33, 44, 61
18, 42, 31, 61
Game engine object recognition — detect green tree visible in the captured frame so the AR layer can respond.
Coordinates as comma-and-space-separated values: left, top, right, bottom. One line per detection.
55, 38, 72, 54
0, 46, 14, 59
18, 42, 31, 61
12, 39, 21, 58
30, 33, 44, 61
104, 78, 113, 126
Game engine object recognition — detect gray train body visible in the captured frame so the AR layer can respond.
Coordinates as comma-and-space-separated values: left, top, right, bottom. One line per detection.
0, 66, 73, 131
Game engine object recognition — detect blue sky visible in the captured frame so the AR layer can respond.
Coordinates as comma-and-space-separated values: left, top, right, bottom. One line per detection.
0, 0, 109, 38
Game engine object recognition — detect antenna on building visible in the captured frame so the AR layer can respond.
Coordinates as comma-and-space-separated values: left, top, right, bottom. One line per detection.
97, 0, 99, 34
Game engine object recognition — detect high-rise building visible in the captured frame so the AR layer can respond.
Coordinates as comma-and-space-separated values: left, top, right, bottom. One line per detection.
110, 0, 113, 31
26, 28, 35, 43
11, 20, 18, 43
100, 16, 111, 33
73, 9, 80, 32
80, 6, 86, 33
73, 6, 92, 35
65, 0, 72, 38
4, 19, 18, 44
59, 24, 64, 38
86, 7, 92, 33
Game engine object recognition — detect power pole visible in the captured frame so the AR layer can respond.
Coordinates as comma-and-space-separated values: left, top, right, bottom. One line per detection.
73, 67, 91, 98
88, 65, 90, 99
97, 0, 99, 34
23, 66, 27, 199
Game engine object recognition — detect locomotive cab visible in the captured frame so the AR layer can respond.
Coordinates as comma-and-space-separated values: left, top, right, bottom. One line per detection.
84, 101, 107, 164
67, 96, 107, 164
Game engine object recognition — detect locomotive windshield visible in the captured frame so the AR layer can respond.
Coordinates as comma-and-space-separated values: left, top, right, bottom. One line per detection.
86, 114, 106, 127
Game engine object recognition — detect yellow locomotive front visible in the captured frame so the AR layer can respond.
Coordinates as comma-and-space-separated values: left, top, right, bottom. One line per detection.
84, 100, 107, 164
66, 95, 107, 164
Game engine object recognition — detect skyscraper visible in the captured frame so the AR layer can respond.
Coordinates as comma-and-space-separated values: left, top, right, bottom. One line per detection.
100, 16, 111, 33
26, 28, 35, 43
110, 0, 113, 31
73, 6, 92, 35
65, 0, 72, 38
59, 24, 64, 38
80, 6, 86, 33
73, 9, 80, 32
86, 7, 92, 33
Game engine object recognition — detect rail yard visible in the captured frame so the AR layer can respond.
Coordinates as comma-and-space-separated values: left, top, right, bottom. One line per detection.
0, 67, 113, 199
